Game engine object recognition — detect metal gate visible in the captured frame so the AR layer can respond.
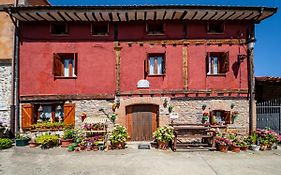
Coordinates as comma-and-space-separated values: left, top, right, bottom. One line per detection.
257, 98, 281, 134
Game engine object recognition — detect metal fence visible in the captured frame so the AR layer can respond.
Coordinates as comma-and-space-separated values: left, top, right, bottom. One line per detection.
257, 98, 281, 134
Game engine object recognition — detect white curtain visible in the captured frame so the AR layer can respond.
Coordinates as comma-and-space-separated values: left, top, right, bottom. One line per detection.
64, 59, 70, 77
157, 57, 163, 74
149, 57, 154, 75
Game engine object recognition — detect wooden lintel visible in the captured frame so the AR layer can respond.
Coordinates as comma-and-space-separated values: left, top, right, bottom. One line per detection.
122, 39, 246, 46
20, 94, 115, 102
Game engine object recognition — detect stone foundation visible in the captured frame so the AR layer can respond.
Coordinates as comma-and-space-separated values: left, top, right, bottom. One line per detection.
0, 62, 12, 127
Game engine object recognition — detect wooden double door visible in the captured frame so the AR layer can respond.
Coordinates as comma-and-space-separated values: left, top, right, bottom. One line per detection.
126, 104, 159, 141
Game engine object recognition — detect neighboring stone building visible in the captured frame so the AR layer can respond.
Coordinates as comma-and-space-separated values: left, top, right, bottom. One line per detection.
0, 0, 14, 127
6, 5, 277, 140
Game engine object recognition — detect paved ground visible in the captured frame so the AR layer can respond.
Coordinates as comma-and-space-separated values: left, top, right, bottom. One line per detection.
1, 143, 281, 175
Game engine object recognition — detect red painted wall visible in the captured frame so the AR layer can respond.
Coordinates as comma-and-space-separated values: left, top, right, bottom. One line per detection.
19, 21, 249, 96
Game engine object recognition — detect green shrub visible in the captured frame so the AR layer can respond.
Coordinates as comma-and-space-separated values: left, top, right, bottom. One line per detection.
63, 128, 75, 139
0, 138, 13, 150
35, 134, 59, 149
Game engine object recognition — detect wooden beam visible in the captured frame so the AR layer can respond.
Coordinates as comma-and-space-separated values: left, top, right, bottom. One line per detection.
114, 42, 122, 95
20, 94, 115, 102
183, 46, 188, 90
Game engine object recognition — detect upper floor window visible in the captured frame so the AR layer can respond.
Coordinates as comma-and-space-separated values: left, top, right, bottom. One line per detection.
146, 22, 164, 35
206, 52, 229, 75
92, 22, 109, 36
145, 53, 166, 76
50, 23, 68, 35
207, 22, 224, 34
53, 53, 77, 78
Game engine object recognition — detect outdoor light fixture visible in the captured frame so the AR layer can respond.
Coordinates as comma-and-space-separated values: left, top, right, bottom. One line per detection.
56, 105, 62, 111
247, 37, 256, 50
231, 103, 235, 109
38, 105, 43, 112
115, 98, 121, 108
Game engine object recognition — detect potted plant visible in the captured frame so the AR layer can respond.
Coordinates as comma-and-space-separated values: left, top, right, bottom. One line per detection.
231, 138, 243, 153
247, 132, 260, 151
35, 134, 59, 149
61, 128, 75, 148
215, 136, 231, 153
0, 138, 13, 150
15, 134, 31, 146
153, 125, 174, 150
202, 112, 209, 124
109, 124, 128, 149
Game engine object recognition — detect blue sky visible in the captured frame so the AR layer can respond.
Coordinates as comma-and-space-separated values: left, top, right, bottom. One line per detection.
49, 0, 281, 77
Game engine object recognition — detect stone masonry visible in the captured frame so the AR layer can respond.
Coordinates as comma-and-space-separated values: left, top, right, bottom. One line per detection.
0, 63, 12, 127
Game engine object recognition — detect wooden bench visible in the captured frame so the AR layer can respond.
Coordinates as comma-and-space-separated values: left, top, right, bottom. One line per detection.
170, 123, 216, 151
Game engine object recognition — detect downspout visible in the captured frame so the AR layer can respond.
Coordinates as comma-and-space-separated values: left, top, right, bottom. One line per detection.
8, 0, 20, 135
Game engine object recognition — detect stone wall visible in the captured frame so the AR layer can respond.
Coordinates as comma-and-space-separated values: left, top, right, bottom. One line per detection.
114, 97, 249, 135
73, 99, 114, 129
0, 62, 12, 127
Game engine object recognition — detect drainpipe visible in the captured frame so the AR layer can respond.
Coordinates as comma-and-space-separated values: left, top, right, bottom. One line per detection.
9, 0, 20, 135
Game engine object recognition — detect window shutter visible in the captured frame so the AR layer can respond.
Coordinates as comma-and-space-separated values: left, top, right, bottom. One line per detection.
74, 53, 78, 76
206, 52, 210, 75
162, 55, 166, 74
224, 111, 231, 124
144, 59, 149, 78
221, 52, 229, 73
209, 111, 213, 124
22, 104, 33, 130
63, 103, 75, 127
53, 53, 63, 76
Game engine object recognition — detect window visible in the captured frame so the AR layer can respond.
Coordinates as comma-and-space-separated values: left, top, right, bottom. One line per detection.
50, 23, 68, 35
36, 104, 64, 123
146, 22, 164, 35
207, 22, 224, 34
206, 52, 229, 75
53, 53, 77, 78
210, 110, 231, 125
145, 54, 166, 76
21, 103, 75, 130
92, 22, 109, 35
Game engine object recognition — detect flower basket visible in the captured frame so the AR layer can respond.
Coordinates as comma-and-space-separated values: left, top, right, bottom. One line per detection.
109, 125, 128, 150
153, 126, 174, 150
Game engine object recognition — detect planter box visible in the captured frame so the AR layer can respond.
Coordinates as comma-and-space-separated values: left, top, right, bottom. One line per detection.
16, 139, 29, 146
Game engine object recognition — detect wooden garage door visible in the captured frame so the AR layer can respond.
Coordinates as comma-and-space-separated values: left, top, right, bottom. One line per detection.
126, 104, 158, 141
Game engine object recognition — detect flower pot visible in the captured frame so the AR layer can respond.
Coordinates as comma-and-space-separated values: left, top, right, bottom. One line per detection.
217, 145, 228, 153
231, 145, 240, 153
61, 139, 73, 148
241, 146, 248, 151
16, 139, 29, 146
29, 141, 38, 148
251, 145, 260, 151
260, 144, 267, 151
112, 142, 125, 149
157, 141, 169, 150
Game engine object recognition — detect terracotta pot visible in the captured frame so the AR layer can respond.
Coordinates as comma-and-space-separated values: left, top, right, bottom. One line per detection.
260, 144, 267, 151
157, 141, 169, 150
267, 144, 273, 150
218, 145, 228, 153
231, 145, 240, 153
112, 142, 125, 149
61, 139, 73, 148
29, 141, 38, 148
241, 146, 248, 151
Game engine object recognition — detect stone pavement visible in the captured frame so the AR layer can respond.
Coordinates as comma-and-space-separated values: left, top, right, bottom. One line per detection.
0, 143, 281, 175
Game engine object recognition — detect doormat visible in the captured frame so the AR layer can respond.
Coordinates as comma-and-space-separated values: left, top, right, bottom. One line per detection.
138, 143, 150, 149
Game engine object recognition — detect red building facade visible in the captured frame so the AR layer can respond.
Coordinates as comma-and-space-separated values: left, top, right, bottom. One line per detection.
8, 5, 276, 140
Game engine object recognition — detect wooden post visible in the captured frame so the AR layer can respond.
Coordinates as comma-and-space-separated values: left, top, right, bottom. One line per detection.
114, 42, 122, 95
249, 47, 256, 133
182, 46, 188, 90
